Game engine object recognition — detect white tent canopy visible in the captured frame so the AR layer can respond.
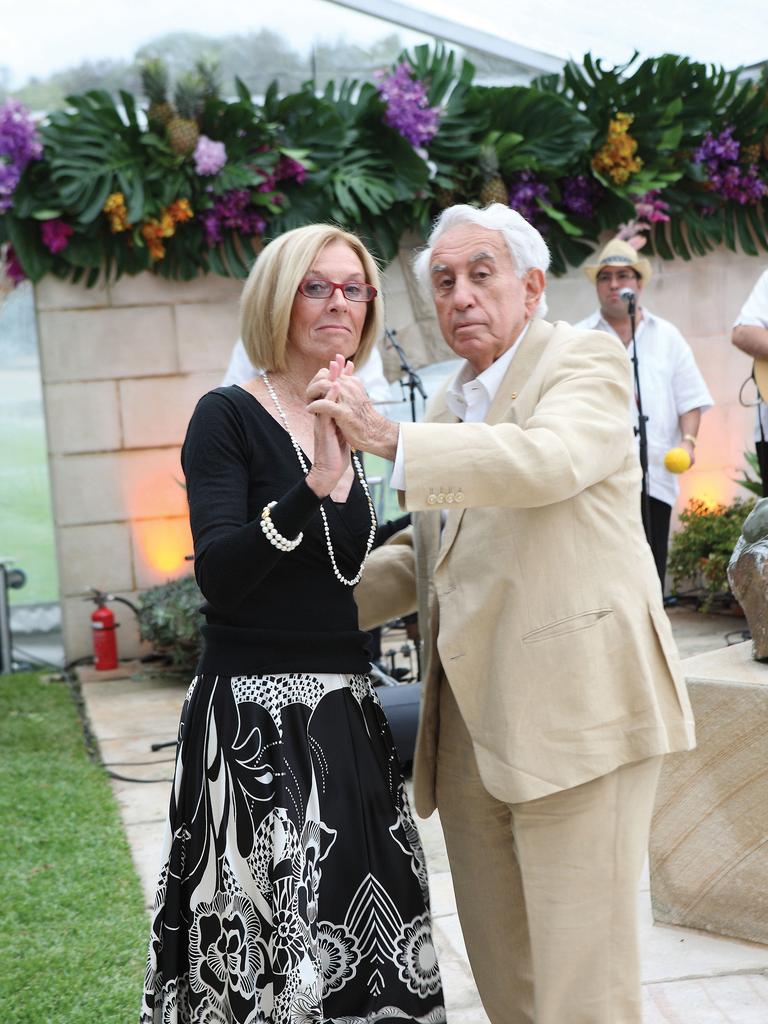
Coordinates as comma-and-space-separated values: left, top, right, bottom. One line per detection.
331, 0, 768, 73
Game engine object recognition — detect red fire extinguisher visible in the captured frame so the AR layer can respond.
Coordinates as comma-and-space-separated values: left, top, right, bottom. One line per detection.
91, 592, 118, 671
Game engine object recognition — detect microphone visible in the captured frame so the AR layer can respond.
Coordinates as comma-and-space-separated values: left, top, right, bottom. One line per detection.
619, 287, 636, 311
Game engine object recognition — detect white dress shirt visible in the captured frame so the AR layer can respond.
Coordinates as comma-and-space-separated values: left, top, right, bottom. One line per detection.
390, 325, 528, 490
733, 269, 768, 438
576, 308, 713, 507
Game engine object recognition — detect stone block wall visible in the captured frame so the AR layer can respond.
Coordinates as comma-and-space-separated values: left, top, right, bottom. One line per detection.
34, 242, 763, 661
35, 272, 242, 660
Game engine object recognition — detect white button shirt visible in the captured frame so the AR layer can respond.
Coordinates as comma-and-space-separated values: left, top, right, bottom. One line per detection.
733, 269, 768, 438
390, 325, 528, 491
576, 309, 713, 507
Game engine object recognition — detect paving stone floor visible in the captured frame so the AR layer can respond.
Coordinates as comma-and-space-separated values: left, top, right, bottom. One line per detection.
79, 607, 768, 1023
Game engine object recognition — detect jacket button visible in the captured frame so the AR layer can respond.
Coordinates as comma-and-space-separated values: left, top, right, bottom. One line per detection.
510, 391, 518, 399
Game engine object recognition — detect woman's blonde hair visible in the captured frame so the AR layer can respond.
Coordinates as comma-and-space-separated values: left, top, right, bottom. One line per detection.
240, 224, 383, 373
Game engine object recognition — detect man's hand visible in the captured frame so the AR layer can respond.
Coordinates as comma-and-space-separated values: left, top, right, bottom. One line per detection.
680, 437, 696, 468
307, 355, 400, 460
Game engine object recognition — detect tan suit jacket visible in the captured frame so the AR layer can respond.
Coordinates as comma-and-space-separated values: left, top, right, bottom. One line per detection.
356, 318, 695, 817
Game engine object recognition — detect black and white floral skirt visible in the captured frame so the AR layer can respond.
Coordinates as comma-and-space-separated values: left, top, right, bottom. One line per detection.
141, 671, 445, 1024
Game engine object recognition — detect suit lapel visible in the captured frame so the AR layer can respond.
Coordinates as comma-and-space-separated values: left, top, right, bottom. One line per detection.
485, 318, 553, 425
433, 319, 554, 570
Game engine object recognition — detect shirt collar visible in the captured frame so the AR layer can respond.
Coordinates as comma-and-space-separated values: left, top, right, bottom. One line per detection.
587, 306, 655, 337
445, 321, 530, 420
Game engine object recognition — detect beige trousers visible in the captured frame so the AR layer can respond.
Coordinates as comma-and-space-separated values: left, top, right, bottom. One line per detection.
435, 680, 662, 1024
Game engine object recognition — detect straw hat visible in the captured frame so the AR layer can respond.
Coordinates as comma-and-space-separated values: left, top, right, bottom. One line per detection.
583, 238, 652, 284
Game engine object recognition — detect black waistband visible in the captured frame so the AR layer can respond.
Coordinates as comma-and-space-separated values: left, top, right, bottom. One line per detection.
197, 623, 372, 676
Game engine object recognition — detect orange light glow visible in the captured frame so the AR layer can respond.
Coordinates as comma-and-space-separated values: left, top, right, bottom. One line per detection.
676, 470, 739, 517
133, 518, 192, 581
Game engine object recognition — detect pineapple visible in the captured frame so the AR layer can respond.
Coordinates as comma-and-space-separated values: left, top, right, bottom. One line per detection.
742, 143, 761, 164
140, 58, 174, 129
195, 56, 221, 104
167, 74, 201, 156
434, 186, 456, 209
478, 145, 508, 206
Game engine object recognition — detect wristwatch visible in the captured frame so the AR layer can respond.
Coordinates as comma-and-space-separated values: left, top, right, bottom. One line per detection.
682, 433, 697, 447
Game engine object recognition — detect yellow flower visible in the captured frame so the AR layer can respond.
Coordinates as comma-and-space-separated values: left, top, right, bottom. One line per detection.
159, 212, 175, 238
103, 192, 131, 233
592, 111, 644, 185
140, 219, 166, 261
139, 200, 193, 261
168, 198, 194, 223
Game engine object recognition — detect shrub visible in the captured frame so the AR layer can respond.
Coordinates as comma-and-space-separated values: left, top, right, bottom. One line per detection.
138, 575, 202, 674
668, 495, 755, 610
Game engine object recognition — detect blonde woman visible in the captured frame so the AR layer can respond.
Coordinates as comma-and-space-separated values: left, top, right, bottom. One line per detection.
141, 224, 444, 1024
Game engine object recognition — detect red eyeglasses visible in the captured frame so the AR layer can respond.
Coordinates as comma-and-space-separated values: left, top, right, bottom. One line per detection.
298, 278, 378, 303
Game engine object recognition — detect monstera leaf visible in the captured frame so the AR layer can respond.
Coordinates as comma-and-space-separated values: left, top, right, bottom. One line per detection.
44, 90, 158, 225
468, 86, 593, 175
263, 82, 346, 164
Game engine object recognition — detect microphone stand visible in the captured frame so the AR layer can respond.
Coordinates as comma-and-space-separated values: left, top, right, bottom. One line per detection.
384, 326, 425, 680
626, 294, 652, 547
385, 327, 426, 424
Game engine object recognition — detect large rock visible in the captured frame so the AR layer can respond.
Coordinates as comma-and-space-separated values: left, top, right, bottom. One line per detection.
728, 497, 768, 662
650, 642, 768, 945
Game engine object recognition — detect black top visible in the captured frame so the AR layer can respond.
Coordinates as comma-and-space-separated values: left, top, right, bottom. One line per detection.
182, 385, 374, 675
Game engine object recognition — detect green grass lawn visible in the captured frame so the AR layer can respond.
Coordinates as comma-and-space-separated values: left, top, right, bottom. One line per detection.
0, 673, 149, 1023
0, 414, 59, 605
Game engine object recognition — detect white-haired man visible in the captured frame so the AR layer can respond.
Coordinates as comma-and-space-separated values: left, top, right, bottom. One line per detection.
309, 204, 695, 1024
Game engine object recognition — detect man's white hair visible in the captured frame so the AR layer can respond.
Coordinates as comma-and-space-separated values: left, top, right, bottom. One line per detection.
413, 202, 551, 291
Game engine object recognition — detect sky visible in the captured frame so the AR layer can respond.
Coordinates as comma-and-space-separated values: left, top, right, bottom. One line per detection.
2, 0, 767, 89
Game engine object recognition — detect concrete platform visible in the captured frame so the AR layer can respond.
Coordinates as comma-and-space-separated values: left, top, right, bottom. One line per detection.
79, 608, 768, 1022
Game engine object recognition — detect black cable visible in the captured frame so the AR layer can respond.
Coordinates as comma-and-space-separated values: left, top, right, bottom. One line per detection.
724, 629, 751, 646
103, 758, 175, 767
105, 770, 174, 784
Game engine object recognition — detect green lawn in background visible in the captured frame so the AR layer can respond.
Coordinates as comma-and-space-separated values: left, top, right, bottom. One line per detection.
0, 673, 148, 1023
0, 415, 59, 605
362, 453, 402, 524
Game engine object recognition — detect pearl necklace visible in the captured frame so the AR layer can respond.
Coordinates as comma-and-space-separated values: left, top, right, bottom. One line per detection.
261, 372, 378, 586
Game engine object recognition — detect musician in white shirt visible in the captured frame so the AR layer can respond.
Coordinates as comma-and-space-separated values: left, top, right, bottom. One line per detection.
577, 238, 713, 586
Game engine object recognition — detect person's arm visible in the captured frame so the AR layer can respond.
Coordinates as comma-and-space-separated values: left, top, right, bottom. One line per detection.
678, 408, 701, 466
354, 528, 418, 630
731, 323, 768, 361
184, 392, 344, 612
731, 271, 768, 359
399, 330, 634, 511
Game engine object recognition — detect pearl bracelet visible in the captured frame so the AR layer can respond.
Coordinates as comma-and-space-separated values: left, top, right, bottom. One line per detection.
260, 501, 303, 552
